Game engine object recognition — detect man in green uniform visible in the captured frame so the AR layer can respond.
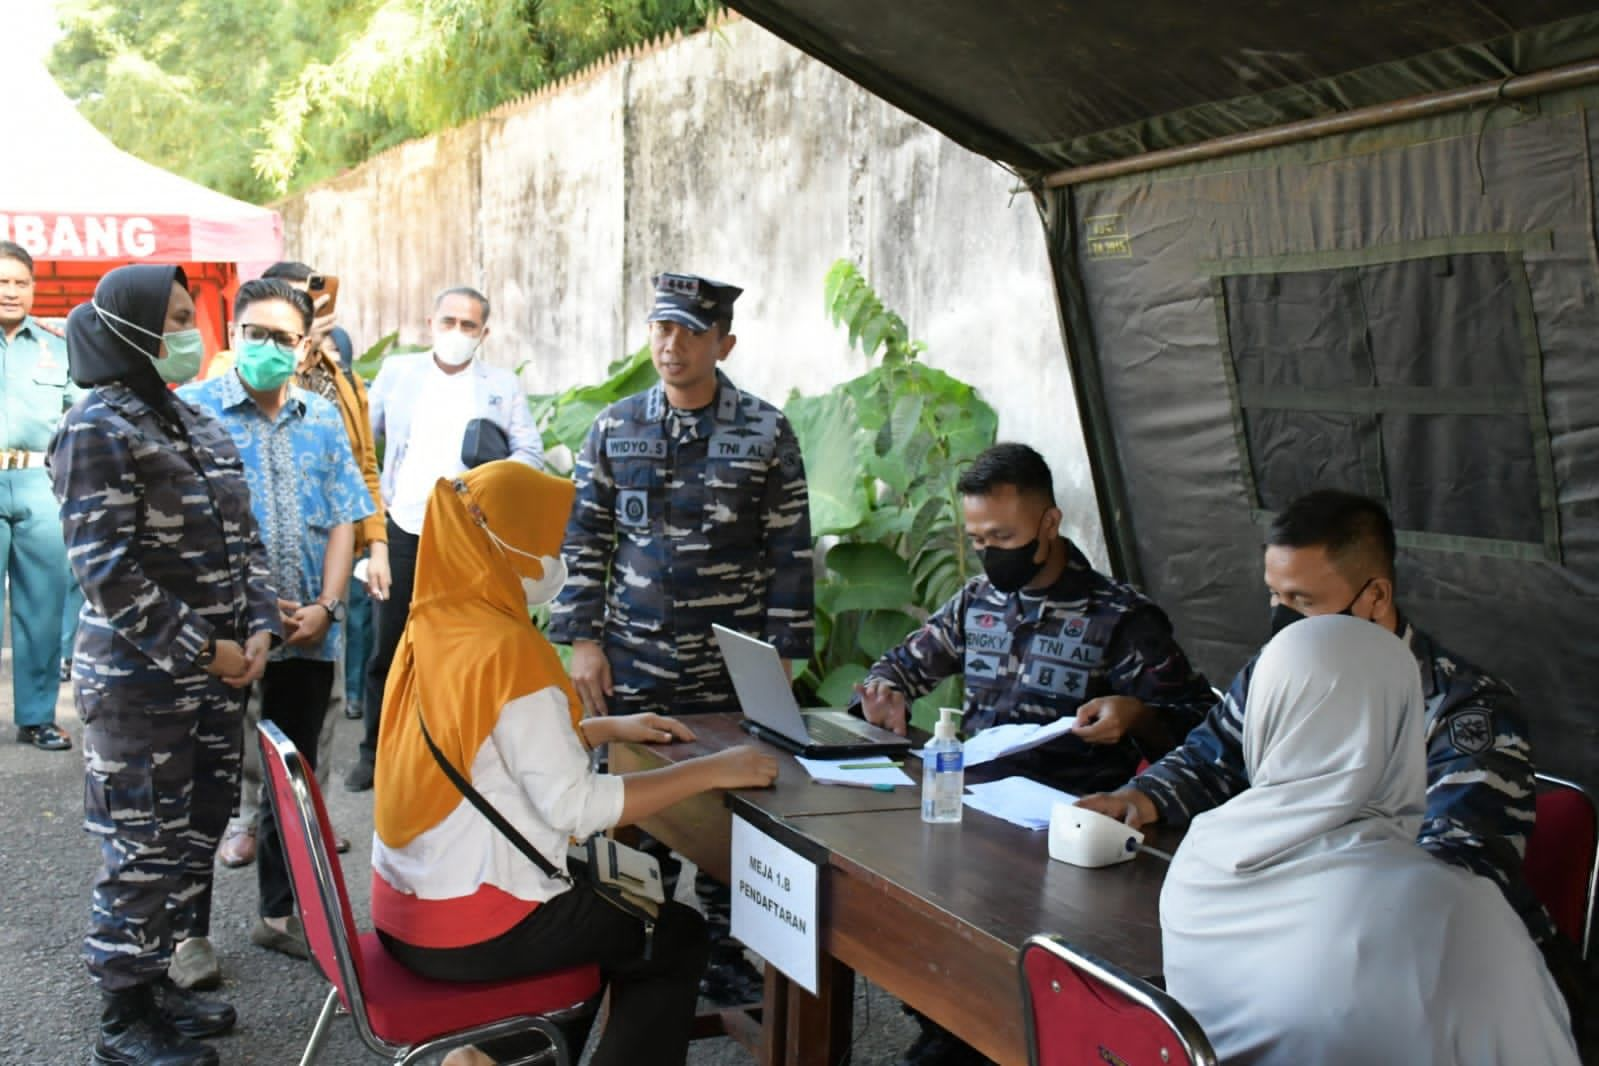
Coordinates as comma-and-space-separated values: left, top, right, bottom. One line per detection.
0, 241, 78, 750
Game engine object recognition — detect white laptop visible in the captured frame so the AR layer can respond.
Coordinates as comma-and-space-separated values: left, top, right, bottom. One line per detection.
712, 624, 912, 758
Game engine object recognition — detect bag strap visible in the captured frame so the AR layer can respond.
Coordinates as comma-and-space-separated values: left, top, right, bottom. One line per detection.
413, 691, 575, 888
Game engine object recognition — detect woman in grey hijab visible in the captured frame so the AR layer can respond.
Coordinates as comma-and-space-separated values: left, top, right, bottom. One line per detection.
48, 265, 281, 1066
1160, 614, 1578, 1066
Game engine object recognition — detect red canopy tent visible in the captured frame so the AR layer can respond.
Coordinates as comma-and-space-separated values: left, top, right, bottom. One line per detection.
3, 60, 282, 362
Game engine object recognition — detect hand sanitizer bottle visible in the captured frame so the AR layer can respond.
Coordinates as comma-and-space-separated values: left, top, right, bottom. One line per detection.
922, 707, 965, 824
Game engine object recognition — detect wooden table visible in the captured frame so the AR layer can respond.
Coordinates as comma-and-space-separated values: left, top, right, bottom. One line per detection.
611, 714, 1172, 1066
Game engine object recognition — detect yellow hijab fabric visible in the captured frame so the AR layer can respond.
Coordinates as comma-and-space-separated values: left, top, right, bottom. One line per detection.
374, 460, 579, 848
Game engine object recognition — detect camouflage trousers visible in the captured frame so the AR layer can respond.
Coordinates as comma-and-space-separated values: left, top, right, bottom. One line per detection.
604, 634, 739, 717
79, 686, 243, 990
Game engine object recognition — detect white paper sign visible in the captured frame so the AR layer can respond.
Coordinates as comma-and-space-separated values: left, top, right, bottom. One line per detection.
730, 814, 820, 994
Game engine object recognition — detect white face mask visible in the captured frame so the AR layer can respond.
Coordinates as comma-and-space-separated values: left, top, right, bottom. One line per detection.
518, 554, 568, 608
482, 524, 567, 607
433, 329, 479, 367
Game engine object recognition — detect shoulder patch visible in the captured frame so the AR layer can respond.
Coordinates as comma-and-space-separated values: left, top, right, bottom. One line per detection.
1447, 709, 1494, 756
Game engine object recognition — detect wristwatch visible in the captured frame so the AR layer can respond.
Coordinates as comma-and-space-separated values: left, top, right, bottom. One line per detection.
195, 638, 217, 669
317, 599, 347, 623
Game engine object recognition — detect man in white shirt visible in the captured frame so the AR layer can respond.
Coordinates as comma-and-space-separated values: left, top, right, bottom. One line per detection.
346, 286, 542, 791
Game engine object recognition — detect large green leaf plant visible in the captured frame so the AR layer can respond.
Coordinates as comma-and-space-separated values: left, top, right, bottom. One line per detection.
787, 261, 997, 730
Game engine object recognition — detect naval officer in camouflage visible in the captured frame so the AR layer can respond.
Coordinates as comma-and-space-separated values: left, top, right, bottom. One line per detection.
49, 265, 280, 1066
550, 273, 813, 716
1075, 490, 1581, 1013
859, 443, 1215, 795
859, 442, 1214, 1066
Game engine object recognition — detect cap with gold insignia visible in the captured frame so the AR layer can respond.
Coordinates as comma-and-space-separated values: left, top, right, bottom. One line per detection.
647, 272, 742, 333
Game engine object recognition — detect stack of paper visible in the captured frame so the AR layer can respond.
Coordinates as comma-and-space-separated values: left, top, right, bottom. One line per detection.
961, 776, 1079, 830
911, 716, 1082, 770
794, 756, 915, 788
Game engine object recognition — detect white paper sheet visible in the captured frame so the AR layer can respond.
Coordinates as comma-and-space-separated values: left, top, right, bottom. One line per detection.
961, 776, 1080, 830
911, 716, 1082, 770
794, 756, 915, 788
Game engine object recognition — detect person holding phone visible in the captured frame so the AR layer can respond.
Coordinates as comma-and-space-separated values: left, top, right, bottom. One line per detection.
373, 460, 777, 1066
49, 264, 280, 1065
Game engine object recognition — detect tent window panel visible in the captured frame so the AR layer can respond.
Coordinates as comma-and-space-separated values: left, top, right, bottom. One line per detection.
1358, 255, 1526, 388
1381, 414, 1544, 544
1243, 410, 1376, 511
1225, 271, 1370, 390
1218, 248, 1555, 556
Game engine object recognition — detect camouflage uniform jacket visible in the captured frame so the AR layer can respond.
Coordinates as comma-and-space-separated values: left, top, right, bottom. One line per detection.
1134, 617, 1555, 942
865, 541, 1214, 794
548, 370, 813, 709
48, 384, 282, 683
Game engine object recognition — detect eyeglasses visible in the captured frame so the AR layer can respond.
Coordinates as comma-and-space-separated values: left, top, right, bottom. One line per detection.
237, 323, 304, 351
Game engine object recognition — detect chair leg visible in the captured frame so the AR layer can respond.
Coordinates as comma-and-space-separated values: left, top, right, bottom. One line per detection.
495, 1022, 567, 1066
529, 1020, 569, 1065
397, 1033, 561, 1066
300, 988, 341, 1066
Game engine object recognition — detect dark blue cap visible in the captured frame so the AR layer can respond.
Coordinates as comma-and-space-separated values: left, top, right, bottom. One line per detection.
647, 273, 742, 333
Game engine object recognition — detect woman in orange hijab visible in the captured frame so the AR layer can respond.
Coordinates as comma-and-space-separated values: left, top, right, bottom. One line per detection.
371, 460, 777, 1066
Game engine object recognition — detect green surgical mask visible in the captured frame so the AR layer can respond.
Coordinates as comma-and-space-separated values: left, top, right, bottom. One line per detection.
235, 338, 297, 391
155, 329, 205, 384
92, 302, 206, 385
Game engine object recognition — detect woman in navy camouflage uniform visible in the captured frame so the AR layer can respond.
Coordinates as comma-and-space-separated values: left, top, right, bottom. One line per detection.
48, 265, 280, 1066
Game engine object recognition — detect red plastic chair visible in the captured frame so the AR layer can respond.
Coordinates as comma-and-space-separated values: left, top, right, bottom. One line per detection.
1018, 934, 1217, 1066
257, 721, 602, 1065
1525, 772, 1598, 960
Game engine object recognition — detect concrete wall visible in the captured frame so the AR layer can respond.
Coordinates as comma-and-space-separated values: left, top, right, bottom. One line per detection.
279, 17, 1105, 562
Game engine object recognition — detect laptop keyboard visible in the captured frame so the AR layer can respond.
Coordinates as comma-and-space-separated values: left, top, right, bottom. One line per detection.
805, 714, 875, 745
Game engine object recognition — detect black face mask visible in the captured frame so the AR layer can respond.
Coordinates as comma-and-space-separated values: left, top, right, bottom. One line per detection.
979, 519, 1050, 594
1268, 578, 1375, 636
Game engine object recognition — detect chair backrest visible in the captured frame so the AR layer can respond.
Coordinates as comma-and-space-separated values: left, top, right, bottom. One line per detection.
1525, 772, 1598, 960
258, 721, 371, 1012
1019, 935, 1217, 1066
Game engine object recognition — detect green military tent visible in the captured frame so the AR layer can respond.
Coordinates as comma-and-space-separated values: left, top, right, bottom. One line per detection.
724, 1, 1599, 788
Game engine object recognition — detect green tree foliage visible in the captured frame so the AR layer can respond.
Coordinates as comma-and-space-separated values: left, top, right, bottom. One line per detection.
49, 0, 719, 202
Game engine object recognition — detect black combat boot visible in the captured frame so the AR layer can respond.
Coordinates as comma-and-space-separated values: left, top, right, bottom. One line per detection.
153, 977, 237, 1038
93, 984, 220, 1066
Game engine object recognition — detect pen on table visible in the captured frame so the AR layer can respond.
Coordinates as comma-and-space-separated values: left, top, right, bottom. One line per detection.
814, 780, 906, 792
836, 760, 903, 770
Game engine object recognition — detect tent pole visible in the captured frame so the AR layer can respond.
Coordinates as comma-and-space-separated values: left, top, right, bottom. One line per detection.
1043, 57, 1599, 188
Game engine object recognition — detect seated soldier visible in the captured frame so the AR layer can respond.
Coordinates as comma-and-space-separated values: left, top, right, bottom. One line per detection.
1162, 615, 1579, 1066
857, 442, 1214, 1066
1079, 489, 1582, 1015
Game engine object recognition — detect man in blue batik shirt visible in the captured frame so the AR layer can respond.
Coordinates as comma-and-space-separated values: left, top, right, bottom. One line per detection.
181, 278, 372, 966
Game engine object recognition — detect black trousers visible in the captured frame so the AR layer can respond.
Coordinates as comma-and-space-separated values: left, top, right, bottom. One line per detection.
360, 518, 420, 762
257, 658, 334, 919
382, 891, 709, 1066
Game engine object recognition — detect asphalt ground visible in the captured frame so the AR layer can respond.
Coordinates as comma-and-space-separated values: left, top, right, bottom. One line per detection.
0, 676, 918, 1066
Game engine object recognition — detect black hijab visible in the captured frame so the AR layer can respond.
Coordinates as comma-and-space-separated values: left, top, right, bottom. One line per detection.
67, 264, 188, 410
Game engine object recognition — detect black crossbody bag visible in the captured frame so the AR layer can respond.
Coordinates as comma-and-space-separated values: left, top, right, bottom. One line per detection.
414, 700, 664, 958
